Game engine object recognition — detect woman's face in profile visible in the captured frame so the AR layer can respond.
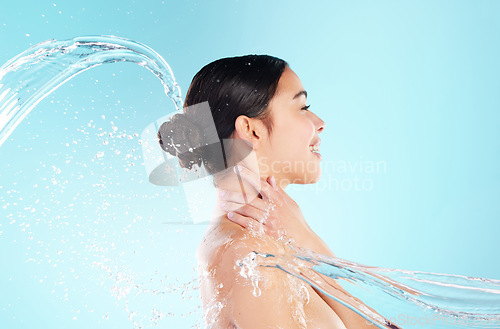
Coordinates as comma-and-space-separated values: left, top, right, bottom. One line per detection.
258, 66, 325, 186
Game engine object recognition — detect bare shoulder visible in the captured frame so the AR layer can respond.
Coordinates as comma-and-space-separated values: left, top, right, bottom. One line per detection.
214, 228, 286, 281
197, 222, 303, 328
196, 218, 284, 267
197, 221, 347, 329
216, 234, 303, 328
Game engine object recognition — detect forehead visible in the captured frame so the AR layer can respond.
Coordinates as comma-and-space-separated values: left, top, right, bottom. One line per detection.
274, 67, 305, 98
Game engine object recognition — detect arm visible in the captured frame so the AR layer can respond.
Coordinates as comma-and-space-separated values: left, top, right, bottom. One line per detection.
297, 233, 380, 328
296, 231, 406, 329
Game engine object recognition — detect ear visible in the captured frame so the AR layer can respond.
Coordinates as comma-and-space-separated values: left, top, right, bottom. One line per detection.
233, 115, 268, 150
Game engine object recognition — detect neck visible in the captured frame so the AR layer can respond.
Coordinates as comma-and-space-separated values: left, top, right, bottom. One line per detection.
209, 149, 291, 225
209, 152, 263, 225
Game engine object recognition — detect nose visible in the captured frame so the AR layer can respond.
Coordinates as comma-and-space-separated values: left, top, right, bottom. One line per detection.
315, 114, 325, 133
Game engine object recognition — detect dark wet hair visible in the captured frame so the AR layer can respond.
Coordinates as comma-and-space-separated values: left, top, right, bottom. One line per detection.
157, 55, 288, 175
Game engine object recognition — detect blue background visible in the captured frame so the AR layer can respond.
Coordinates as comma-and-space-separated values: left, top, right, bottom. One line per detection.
1, 1, 499, 328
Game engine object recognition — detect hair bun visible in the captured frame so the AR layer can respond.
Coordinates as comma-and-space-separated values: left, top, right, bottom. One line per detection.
157, 113, 205, 169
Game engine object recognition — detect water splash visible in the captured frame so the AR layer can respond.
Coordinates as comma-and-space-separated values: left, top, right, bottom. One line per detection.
0, 35, 182, 147
236, 251, 266, 297
240, 245, 500, 328
0, 35, 195, 328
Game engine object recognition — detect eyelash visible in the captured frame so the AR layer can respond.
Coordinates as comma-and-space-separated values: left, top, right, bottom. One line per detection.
301, 104, 311, 111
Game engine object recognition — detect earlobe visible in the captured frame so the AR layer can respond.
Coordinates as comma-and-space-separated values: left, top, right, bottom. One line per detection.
235, 115, 261, 145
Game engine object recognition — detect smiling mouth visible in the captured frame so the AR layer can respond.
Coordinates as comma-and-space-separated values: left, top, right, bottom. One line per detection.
309, 144, 320, 153
309, 144, 322, 160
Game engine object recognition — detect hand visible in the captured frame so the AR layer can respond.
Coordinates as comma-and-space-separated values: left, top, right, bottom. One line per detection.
218, 165, 312, 243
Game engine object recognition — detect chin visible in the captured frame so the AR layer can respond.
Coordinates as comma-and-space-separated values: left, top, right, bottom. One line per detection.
306, 172, 322, 184
305, 164, 322, 184
289, 170, 322, 185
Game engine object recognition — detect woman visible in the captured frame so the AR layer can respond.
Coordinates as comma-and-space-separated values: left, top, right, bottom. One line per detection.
158, 55, 384, 328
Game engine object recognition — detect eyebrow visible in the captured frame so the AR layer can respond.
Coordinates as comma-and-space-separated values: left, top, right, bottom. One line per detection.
293, 90, 308, 99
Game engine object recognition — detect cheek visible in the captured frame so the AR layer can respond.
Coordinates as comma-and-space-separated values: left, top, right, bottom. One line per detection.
296, 118, 315, 146
273, 119, 313, 158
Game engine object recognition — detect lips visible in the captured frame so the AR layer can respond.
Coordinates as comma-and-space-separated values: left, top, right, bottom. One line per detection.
309, 139, 321, 153
309, 141, 322, 160
309, 144, 320, 153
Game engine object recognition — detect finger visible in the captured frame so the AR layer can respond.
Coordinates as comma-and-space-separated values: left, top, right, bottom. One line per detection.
227, 211, 265, 234
267, 175, 279, 191
226, 211, 251, 228
233, 203, 268, 224
220, 190, 268, 211
248, 197, 269, 212
254, 176, 275, 201
221, 201, 267, 223
219, 201, 264, 219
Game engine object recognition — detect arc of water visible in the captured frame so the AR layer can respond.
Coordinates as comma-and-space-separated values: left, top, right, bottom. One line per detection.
0, 35, 183, 148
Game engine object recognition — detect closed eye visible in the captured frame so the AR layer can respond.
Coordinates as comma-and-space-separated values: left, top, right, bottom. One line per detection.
301, 104, 311, 111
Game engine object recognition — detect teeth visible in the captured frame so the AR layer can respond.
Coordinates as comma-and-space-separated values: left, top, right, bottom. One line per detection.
309, 145, 320, 152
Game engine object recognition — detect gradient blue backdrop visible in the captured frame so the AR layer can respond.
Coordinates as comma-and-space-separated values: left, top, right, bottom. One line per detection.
1, 1, 499, 328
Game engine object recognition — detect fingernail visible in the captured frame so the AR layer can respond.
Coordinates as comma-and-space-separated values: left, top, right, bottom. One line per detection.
227, 212, 234, 219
